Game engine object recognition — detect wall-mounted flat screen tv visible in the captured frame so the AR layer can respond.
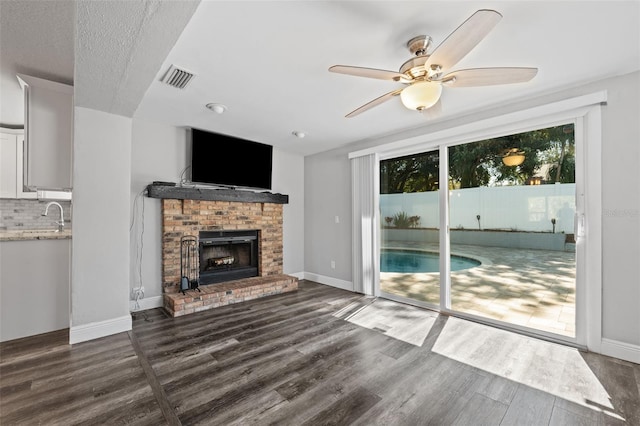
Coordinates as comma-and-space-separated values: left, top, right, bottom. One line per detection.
190, 128, 273, 190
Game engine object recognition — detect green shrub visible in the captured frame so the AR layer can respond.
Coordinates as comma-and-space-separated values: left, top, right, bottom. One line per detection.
391, 212, 420, 228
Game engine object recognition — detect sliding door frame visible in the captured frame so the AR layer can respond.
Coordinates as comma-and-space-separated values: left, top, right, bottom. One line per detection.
353, 92, 605, 352
438, 145, 451, 310
438, 115, 583, 347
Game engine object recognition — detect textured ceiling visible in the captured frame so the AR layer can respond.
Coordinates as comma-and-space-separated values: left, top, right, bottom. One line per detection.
134, 1, 640, 156
0, 0, 74, 126
0, 0, 198, 126
2, 1, 639, 156
75, 0, 199, 117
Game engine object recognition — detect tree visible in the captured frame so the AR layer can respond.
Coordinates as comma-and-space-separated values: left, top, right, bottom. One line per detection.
449, 124, 575, 188
539, 126, 576, 183
381, 124, 575, 193
448, 140, 495, 188
380, 151, 439, 193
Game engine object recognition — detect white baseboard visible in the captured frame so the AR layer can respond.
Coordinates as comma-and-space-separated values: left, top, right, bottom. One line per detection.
130, 295, 164, 312
303, 272, 354, 292
287, 271, 305, 280
69, 315, 132, 345
601, 338, 640, 364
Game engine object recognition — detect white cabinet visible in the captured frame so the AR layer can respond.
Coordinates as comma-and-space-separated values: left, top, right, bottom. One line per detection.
0, 239, 71, 342
0, 129, 36, 199
0, 132, 18, 198
17, 74, 73, 191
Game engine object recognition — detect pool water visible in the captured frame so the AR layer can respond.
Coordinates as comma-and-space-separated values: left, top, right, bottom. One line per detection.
381, 249, 480, 273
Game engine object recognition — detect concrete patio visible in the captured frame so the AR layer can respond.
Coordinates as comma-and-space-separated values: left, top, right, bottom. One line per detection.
380, 242, 576, 337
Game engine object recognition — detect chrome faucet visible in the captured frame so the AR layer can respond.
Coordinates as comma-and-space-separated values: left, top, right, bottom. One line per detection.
42, 201, 65, 232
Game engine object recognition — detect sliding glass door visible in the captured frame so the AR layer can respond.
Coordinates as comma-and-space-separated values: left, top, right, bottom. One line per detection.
447, 124, 577, 338
379, 150, 440, 308
378, 123, 578, 341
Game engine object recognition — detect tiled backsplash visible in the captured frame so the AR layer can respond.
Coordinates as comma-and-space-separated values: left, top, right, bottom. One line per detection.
0, 199, 72, 231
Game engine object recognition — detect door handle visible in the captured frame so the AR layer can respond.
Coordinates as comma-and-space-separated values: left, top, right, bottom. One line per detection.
575, 213, 585, 240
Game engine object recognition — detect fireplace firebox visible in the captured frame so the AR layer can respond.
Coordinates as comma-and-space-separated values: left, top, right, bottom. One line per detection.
199, 230, 259, 285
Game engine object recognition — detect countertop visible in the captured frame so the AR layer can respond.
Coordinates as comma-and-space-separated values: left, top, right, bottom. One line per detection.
0, 229, 72, 241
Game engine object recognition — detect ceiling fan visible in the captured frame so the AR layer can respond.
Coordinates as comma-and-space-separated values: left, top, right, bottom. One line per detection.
329, 9, 538, 118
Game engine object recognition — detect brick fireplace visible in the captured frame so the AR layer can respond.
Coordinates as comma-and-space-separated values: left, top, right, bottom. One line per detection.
149, 184, 298, 317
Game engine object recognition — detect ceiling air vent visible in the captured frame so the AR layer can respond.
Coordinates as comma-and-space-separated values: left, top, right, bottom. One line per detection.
161, 65, 195, 89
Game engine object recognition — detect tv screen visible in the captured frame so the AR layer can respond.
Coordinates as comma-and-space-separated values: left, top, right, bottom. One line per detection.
190, 128, 273, 190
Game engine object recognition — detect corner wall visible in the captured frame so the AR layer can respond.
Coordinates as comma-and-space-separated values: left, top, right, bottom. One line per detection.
71, 107, 132, 343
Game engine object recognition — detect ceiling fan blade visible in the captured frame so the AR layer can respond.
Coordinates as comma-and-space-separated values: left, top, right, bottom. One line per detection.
425, 9, 502, 72
345, 89, 403, 118
329, 65, 405, 81
439, 67, 538, 87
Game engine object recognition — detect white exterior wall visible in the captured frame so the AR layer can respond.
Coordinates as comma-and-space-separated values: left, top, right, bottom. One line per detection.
381, 184, 576, 233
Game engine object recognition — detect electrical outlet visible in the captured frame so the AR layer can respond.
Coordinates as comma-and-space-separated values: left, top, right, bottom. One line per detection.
331, 260, 336, 269
335, 215, 340, 224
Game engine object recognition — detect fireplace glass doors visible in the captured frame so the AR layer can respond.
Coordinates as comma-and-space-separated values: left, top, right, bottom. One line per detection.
199, 230, 259, 285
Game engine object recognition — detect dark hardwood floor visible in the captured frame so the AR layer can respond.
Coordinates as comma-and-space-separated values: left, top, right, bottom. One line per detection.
1, 280, 639, 425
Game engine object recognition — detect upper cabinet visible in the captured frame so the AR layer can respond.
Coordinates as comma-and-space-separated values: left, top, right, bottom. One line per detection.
0, 131, 19, 198
17, 74, 73, 192
0, 129, 36, 199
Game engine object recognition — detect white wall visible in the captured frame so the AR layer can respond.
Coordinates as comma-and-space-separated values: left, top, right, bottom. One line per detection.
273, 148, 305, 277
304, 149, 351, 280
0, 239, 70, 342
130, 119, 186, 304
130, 118, 305, 307
71, 107, 132, 343
304, 71, 640, 351
382, 184, 576, 233
598, 71, 640, 345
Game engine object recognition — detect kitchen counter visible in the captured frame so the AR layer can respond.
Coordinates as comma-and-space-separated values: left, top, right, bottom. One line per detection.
0, 229, 72, 241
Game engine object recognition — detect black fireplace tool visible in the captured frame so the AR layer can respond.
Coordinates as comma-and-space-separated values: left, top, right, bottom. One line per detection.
180, 236, 200, 295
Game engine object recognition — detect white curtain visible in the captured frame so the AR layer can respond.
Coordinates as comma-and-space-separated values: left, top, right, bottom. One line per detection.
351, 153, 379, 296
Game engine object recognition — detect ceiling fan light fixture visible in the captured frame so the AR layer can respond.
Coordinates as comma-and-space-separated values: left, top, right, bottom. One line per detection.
400, 81, 442, 111
502, 152, 526, 166
328, 10, 537, 118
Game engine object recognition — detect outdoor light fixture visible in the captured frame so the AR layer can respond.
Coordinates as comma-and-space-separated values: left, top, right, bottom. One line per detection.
400, 81, 442, 111
502, 149, 525, 166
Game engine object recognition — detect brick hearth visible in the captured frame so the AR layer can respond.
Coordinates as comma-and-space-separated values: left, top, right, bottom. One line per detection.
164, 274, 298, 317
160, 196, 297, 316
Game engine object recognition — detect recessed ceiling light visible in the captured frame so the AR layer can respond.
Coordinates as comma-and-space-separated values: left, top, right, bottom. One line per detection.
292, 131, 306, 138
206, 103, 227, 114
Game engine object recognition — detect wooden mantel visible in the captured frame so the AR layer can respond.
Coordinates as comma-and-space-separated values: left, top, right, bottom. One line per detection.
146, 182, 288, 204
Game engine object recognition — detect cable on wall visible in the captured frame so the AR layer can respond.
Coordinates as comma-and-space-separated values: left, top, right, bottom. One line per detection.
179, 165, 191, 186
130, 187, 147, 315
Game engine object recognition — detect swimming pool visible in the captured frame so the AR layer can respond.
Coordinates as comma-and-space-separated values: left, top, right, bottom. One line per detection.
381, 249, 481, 273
